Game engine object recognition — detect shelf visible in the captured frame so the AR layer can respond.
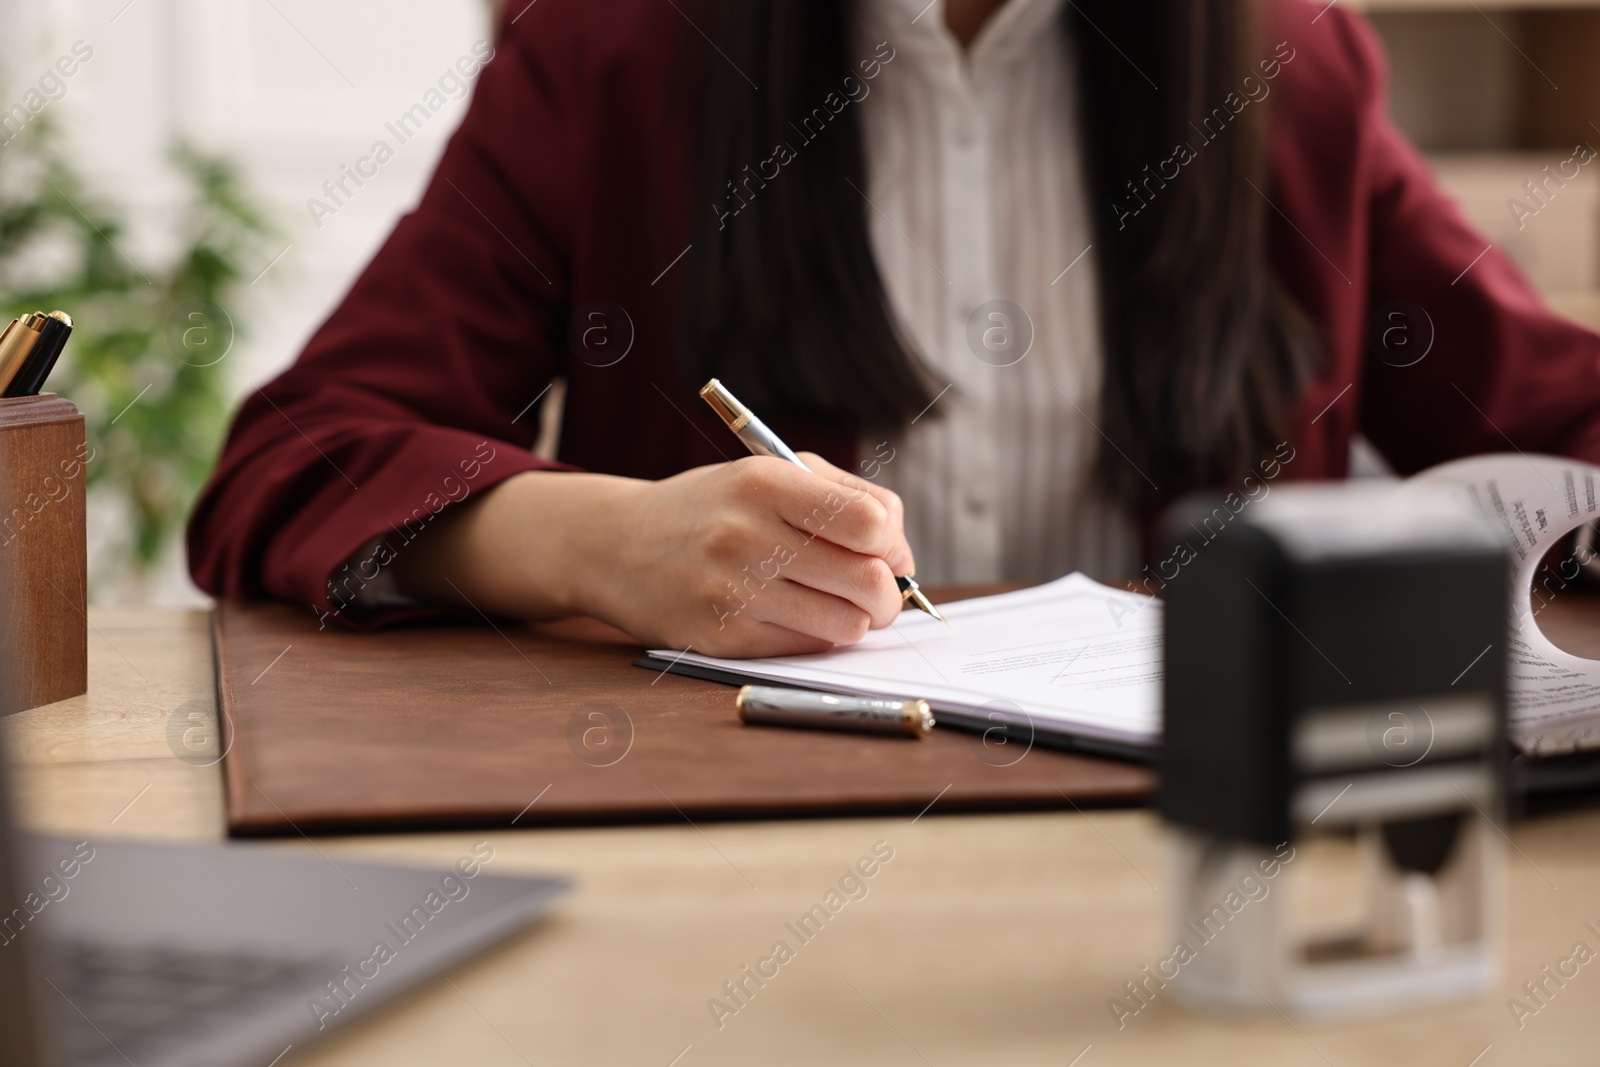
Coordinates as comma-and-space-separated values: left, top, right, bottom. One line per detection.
1366, 5, 1600, 152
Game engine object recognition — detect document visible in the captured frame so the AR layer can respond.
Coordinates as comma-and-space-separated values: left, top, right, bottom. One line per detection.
654, 573, 1163, 750
660, 454, 1600, 760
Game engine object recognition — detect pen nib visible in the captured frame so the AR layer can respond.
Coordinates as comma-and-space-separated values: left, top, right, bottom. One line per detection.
897, 576, 948, 625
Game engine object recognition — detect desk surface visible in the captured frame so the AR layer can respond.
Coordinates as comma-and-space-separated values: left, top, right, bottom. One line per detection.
7, 608, 1600, 1066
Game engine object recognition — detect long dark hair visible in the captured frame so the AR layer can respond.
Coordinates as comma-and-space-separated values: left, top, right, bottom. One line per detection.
680, 0, 1318, 510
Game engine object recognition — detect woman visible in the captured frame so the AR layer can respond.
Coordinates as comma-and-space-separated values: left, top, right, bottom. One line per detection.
187, 0, 1600, 657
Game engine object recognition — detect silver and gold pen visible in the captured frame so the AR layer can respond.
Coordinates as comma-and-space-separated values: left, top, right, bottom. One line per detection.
699, 377, 947, 624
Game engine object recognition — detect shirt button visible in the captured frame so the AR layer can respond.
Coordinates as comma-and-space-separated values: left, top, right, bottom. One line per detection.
953, 117, 978, 147
965, 493, 990, 516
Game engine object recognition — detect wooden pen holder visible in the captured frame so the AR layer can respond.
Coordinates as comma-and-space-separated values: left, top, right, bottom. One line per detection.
0, 394, 87, 714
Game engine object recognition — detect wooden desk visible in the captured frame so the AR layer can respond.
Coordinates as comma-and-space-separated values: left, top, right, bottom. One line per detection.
7, 608, 1600, 1066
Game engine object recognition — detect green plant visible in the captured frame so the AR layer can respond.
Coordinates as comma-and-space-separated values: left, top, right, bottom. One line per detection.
0, 119, 277, 586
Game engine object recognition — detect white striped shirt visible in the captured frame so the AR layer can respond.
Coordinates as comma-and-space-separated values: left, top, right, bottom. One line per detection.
855, 0, 1139, 585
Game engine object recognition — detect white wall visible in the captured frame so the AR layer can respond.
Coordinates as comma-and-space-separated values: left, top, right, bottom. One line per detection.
6, 0, 493, 603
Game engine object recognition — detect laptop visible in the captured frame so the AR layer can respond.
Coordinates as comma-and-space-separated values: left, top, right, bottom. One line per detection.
0, 738, 569, 1067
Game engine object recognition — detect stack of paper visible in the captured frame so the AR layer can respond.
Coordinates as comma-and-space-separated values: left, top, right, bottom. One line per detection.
652, 573, 1162, 753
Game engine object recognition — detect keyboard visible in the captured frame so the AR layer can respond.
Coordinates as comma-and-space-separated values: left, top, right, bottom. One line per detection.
45, 939, 334, 1067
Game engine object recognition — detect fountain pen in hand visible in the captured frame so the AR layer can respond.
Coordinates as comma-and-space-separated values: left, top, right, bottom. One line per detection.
699, 378, 947, 625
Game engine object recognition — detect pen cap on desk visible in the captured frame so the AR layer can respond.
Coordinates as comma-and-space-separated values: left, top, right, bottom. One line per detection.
1156, 482, 1510, 1017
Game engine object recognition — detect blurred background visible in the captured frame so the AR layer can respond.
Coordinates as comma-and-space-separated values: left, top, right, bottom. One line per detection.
0, 0, 1597, 607
0, 0, 494, 605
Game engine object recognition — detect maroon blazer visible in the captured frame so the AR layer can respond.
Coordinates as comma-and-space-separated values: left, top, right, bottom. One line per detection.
186, 0, 1600, 628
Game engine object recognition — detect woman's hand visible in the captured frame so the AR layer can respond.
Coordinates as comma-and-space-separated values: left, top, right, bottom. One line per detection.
392, 454, 915, 658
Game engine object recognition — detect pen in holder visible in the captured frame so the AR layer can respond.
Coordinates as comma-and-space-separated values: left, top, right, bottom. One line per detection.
0, 393, 88, 714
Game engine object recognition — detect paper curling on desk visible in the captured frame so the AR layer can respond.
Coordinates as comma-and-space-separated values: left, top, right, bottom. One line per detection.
1414, 454, 1600, 757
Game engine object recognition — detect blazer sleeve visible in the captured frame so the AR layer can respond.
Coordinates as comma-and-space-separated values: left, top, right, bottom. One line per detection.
1344, 13, 1600, 473
186, 15, 580, 629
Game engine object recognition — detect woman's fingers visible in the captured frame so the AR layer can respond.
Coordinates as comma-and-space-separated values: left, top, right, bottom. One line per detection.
704, 567, 873, 650
704, 620, 834, 659
732, 456, 898, 562
794, 451, 915, 574
605, 456, 916, 657
772, 536, 902, 628
742, 575, 878, 646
